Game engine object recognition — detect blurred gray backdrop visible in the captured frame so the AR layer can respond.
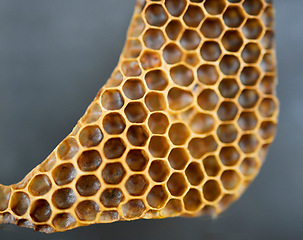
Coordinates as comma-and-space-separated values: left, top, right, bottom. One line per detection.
0, 1, 302, 239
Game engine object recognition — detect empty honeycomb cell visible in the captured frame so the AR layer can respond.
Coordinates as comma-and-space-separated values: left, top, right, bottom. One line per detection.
197, 64, 219, 85
259, 97, 276, 118
163, 43, 183, 65
125, 175, 148, 196
123, 39, 142, 58
102, 163, 126, 185
148, 113, 169, 134
79, 126, 103, 148
105, 70, 123, 88
125, 102, 148, 123
103, 113, 126, 135
217, 101, 239, 121
145, 4, 168, 27
262, 6, 274, 28
100, 188, 124, 208
188, 136, 217, 159
99, 211, 119, 222
122, 199, 146, 219
168, 148, 189, 170
238, 111, 258, 131
145, 92, 166, 111
240, 157, 259, 176
220, 146, 240, 166
82, 103, 102, 124
260, 75, 275, 94
140, 51, 162, 70
259, 121, 276, 139
183, 189, 203, 211
165, 0, 187, 17
52, 213, 77, 231
167, 173, 188, 197
239, 134, 259, 153
126, 149, 148, 171
243, 0, 263, 15
52, 163, 76, 186
223, 6, 245, 28
39, 153, 56, 172
76, 175, 101, 197
149, 136, 170, 158
127, 125, 149, 146
203, 180, 221, 202
203, 156, 221, 177
149, 160, 170, 183
261, 53, 275, 72
183, 5, 204, 27
30, 199, 52, 223
28, 175, 52, 196
128, 15, 145, 37
77, 150, 102, 172
57, 138, 79, 160
190, 113, 215, 134
221, 170, 241, 190
122, 60, 142, 77
162, 199, 183, 216
185, 52, 200, 66
180, 30, 201, 50
52, 188, 76, 210
143, 29, 166, 50
185, 163, 204, 186
76, 200, 99, 221
262, 30, 274, 50
219, 55, 240, 75
165, 20, 183, 40
103, 138, 126, 159
168, 87, 193, 111
35, 225, 54, 233
170, 65, 194, 87
168, 123, 190, 145
201, 41, 222, 62
0, 185, 11, 211
243, 18, 263, 40
219, 194, 236, 211
241, 66, 260, 86
217, 124, 238, 143
123, 79, 145, 100
145, 70, 168, 91
242, 43, 261, 63
101, 90, 124, 110
147, 185, 168, 209
239, 89, 259, 108
219, 78, 239, 98
17, 219, 34, 228
204, 0, 226, 15
200, 18, 223, 38
222, 30, 244, 52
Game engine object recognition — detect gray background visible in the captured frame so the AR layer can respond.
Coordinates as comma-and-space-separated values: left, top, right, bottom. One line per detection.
0, 1, 302, 239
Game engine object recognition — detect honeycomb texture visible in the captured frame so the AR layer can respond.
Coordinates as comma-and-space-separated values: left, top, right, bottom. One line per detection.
0, 0, 278, 233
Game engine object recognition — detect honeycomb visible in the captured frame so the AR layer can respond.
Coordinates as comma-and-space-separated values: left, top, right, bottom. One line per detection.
0, 0, 278, 233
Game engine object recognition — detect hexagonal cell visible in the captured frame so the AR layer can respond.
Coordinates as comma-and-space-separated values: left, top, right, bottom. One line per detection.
259, 97, 277, 118
221, 170, 241, 190
126, 149, 148, 172
169, 123, 190, 145
203, 156, 221, 177
223, 6, 245, 28
149, 136, 170, 158
260, 75, 276, 94
203, 180, 221, 202
147, 185, 168, 209
125, 102, 148, 123
188, 136, 217, 159
240, 157, 259, 177
200, 17, 223, 38
262, 6, 274, 28
35, 225, 55, 233
79, 126, 103, 148
76, 175, 101, 196
220, 146, 240, 166
148, 113, 169, 134
143, 29, 165, 50
217, 101, 239, 121
239, 89, 259, 108
123, 39, 142, 58
145, 92, 166, 112
180, 30, 201, 50
261, 53, 275, 73
167, 173, 188, 196
170, 64, 194, 87
243, 18, 263, 40
103, 138, 126, 159
239, 134, 259, 153
165, 20, 183, 40
165, 0, 187, 17
222, 30, 244, 52
185, 52, 200, 67
103, 113, 126, 135
52, 163, 76, 186
163, 43, 182, 65
243, 0, 263, 15
122, 79, 145, 100
242, 43, 261, 63
219, 78, 239, 98
29, 174, 52, 196
197, 64, 219, 85
183, 5, 204, 27
259, 121, 277, 139
99, 211, 119, 223
140, 50, 162, 70
162, 199, 183, 217
185, 163, 204, 186
11, 192, 30, 216
241, 66, 260, 86
52, 188, 76, 210
122, 199, 146, 219
77, 150, 102, 172
145, 4, 168, 27
30, 199, 52, 223
39, 152, 56, 172
238, 111, 258, 131
52, 213, 77, 231
57, 138, 79, 160
127, 125, 149, 147
204, 0, 226, 15
106, 70, 123, 88
145, 70, 168, 91
82, 102, 102, 124
125, 175, 148, 196
102, 163, 126, 185
262, 30, 274, 50
75, 200, 99, 221
190, 113, 215, 134
100, 188, 124, 208
168, 87, 193, 111
200, 41, 222, 62
184, 189, 203, 211
168, 148, 189, 170
149, 160, 170, 182
217, 124, 238, 143
219, 55, 240, 75
0, 185, 11, 211
101, 90, 124, 110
